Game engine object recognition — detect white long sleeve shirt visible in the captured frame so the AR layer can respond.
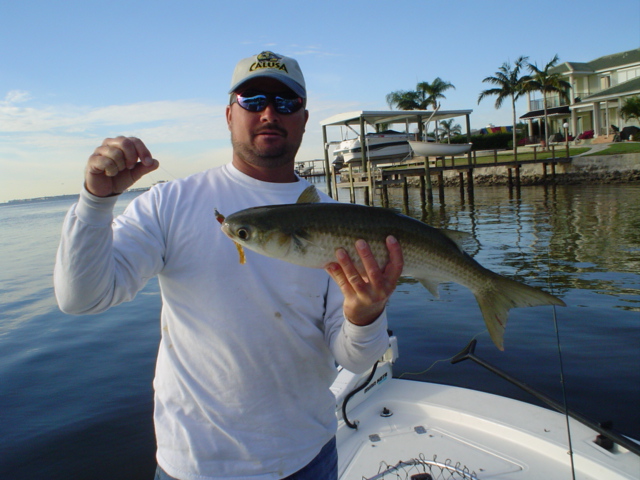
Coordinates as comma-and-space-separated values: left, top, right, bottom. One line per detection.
54, 163, 389, 480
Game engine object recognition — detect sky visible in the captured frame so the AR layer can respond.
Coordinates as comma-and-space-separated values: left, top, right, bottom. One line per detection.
1, 0, 639, 203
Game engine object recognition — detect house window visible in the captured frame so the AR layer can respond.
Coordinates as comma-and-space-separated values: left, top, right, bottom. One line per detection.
600, 75, 611, 90
619, 68, 640, 83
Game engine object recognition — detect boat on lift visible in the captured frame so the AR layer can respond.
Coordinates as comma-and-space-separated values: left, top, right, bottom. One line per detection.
333, 131, 416, 165
333, 337, 640, 479
408, 140, 472, 157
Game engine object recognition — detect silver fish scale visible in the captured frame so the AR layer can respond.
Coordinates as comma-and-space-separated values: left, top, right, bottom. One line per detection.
229, 203, 482, 284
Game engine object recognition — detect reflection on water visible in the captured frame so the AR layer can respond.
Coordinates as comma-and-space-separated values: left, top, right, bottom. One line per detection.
383, 184, 640, 298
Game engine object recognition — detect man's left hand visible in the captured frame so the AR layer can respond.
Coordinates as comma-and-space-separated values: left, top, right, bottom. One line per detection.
325, 236, 403, 326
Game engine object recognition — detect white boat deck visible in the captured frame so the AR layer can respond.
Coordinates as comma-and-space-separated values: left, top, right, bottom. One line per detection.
336, 372, 639, 479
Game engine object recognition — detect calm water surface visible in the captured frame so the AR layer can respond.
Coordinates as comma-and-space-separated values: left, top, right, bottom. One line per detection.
1, 184, 639, 480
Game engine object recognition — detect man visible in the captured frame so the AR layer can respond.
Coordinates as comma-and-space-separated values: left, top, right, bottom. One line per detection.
54, 51, 403, 480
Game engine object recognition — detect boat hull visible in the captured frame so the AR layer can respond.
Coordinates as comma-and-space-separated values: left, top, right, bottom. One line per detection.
334, 135, 414, 164
408, 140, 472, 157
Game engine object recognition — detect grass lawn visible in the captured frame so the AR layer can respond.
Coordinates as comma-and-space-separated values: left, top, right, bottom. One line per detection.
436, 148, 591, 167
584, 142, 640, 156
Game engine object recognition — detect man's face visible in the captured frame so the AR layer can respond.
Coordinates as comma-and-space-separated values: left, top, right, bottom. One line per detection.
226, 77, 309, 170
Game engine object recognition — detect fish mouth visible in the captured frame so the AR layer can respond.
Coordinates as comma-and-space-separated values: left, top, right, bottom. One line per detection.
220, 223, 233, 239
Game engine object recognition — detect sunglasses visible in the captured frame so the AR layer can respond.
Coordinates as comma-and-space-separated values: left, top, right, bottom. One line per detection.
232, 91, 305, 114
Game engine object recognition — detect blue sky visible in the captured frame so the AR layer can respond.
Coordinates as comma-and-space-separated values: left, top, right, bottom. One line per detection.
1, 0, 639, 202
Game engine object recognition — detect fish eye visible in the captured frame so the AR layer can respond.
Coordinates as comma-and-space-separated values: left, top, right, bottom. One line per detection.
236, 227, 250, 240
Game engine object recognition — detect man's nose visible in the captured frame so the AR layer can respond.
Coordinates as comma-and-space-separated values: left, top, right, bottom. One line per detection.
259, 102, 280, 122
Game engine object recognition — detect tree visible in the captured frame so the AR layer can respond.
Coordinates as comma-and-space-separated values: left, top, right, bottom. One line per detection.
620, 96, 640, 122
417, 77, 456, 111
385, 90, 423, 110
525, 55, 572, 146
478, 56, 530, 154
417, 78, 455, 141
386, 78, 455, 139
438, 119, 462, 143
386, 78, 455, 111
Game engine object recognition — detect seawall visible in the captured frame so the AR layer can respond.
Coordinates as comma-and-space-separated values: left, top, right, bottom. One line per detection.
432, 152, 640, 186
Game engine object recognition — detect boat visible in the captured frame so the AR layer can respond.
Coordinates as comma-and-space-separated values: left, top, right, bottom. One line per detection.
333, 131, 416, 165
408, 140, 472, 157
295, 162, 314, 176
332, 337, 640, 479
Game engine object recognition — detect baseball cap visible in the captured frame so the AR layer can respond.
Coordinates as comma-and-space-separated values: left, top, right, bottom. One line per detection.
229, 51, 306, 98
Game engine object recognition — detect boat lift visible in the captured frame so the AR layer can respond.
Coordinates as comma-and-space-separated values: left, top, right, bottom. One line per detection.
319, 110, 473, 204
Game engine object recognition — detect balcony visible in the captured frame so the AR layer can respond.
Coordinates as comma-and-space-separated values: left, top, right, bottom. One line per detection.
530, 96, 570, 111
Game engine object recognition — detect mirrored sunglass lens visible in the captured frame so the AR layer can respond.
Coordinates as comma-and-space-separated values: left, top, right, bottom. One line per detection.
238, 94, 267, 112
275, 97, 302, 113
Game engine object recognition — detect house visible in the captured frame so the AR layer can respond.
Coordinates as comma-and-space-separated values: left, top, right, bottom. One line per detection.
521, 48, 640, 142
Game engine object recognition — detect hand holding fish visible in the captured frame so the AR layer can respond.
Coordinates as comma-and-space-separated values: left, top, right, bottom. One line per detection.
85, 136, 159, 197
325, 236, 403, 326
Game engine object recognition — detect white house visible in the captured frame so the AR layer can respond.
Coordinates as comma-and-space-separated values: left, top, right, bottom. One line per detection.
521, 48, 640, 141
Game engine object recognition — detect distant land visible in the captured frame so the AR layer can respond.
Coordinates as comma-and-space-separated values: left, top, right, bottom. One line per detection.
0, 187, 151, 206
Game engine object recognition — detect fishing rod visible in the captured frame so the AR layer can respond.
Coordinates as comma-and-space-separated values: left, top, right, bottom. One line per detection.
451, 339, 640, 457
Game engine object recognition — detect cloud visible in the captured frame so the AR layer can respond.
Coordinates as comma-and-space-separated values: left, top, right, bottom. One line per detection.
2, 90, 32, 105
0, 95, 227, 136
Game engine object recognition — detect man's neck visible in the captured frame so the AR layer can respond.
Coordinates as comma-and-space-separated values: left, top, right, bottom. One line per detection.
231, 157, 298, 183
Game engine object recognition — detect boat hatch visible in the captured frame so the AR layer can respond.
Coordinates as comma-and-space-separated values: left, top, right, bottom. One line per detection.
339, 417, 524, 479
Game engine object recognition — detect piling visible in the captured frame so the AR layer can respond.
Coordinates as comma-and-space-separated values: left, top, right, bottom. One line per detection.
402, 178, 409, 214
438, 172, 445, 204
424, 160, 434, 205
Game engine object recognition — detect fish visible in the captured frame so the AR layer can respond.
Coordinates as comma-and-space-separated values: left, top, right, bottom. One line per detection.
220, 186, 565, 350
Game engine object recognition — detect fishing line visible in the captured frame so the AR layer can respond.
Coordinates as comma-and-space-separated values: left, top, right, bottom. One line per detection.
547, 253, 576, 480
158, 163, 180, 181
398, 330, 487, 379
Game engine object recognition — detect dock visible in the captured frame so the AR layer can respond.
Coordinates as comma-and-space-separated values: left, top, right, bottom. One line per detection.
295, 159, 328, 183
339, 144, 571, 208
318, 110, 572, 208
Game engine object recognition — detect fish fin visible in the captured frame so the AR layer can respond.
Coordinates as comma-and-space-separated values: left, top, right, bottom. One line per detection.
296, 185, 321, 204
475, 274, 566, 351
440, 229, 473, 250
417, 278, 441, 299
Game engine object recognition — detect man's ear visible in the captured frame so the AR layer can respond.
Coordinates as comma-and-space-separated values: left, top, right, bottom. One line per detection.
226, 105, 232, 131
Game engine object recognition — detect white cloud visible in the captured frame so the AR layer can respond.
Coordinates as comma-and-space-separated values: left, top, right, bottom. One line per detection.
0, 96, 227, 136
2, 90, 32, 105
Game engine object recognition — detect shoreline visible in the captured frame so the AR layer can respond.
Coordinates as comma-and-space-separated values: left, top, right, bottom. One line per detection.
402, 152, 640, 187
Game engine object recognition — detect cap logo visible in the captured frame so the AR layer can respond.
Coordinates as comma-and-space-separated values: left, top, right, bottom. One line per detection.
250, 51, 289, 74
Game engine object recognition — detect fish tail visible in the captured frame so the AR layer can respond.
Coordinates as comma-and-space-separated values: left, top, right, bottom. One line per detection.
475, 274, 566, 351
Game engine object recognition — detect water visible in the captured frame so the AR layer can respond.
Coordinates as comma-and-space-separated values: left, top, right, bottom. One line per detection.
1, 185, 639, 480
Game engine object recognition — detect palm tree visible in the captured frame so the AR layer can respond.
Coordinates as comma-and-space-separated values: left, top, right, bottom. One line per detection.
620, 96, 640, 122
418, 77, 456, 111
478, 56, 530, 154
421, 78, 456, 140
386, 78, 455, 139
438, 119, 462, 143
386, 78, 456, 111
385, 90, 423, 110
526, 55, 572, 146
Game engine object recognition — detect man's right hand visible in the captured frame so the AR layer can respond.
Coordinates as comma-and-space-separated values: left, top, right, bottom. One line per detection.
85, 136, 159, 197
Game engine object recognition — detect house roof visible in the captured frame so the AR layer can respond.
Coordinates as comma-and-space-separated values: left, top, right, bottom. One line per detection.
520, 106, 570, 120
583, 76, 640, 100
552, 48, 640, 75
